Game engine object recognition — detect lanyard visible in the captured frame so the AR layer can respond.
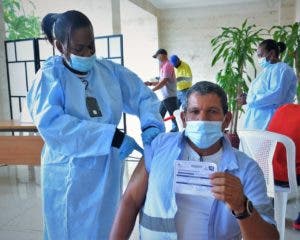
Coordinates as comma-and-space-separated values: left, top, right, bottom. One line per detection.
80, 78, 102, 117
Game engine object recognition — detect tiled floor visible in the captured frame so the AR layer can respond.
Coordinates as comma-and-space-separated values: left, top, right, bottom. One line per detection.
0, 164, 299, 240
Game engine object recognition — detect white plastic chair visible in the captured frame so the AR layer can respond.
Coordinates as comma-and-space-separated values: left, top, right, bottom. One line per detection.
238, 130, 297, 240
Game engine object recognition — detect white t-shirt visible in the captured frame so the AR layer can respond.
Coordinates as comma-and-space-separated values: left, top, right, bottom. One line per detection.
175, 143, 223, 240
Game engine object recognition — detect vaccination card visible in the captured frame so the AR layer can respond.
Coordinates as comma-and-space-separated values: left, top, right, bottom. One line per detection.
174, 160, 217, 197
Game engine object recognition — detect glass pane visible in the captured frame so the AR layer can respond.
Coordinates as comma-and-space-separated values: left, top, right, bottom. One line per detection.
39, 39, 54, 60
12, 98, 21, 120
39, 60, 46, 69
6, 42, 16, 62
109, 58, 121, 64
9, 63, 27, 96
26, 62, 36, 90
20, 97, 32, 122
109, 37, 121, 58
95, 38, 108, 58
117, 113, 125, 130
16, 40, 34, 61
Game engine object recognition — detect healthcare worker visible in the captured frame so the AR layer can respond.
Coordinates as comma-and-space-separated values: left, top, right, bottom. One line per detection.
27, 10, 164, 240
241, 39, 297, 130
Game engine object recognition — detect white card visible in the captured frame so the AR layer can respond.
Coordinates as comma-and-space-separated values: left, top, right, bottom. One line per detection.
174, 160, 217, 197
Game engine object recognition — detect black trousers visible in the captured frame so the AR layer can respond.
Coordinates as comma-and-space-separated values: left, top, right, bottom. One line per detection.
159, 96, 179, 131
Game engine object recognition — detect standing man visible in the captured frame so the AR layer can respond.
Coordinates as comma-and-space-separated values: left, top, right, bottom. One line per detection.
146, 49, 178, 132
170, 55, 193, 107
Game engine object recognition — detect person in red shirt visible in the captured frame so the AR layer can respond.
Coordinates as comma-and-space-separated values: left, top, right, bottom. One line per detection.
267, 103, 300, 230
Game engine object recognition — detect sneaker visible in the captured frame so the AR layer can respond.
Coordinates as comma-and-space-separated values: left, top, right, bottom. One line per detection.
293, 212, 300, 230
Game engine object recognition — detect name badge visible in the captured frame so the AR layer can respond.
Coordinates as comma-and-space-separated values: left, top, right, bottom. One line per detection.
174, 160, 217, 197
86, 96, 102, 117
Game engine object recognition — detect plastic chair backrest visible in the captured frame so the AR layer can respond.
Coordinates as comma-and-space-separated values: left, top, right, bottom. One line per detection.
238, 130, 297, 198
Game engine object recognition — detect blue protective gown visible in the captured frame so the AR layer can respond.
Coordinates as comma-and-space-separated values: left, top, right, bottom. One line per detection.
244, 62, 297, 130
27, 56, 164, 240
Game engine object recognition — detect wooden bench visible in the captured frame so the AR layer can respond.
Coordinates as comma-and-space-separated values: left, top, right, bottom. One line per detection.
0, 135, 44, 165
0, 120, 43, 165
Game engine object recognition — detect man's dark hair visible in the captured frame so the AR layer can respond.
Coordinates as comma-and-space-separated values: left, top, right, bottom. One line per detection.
182, 81, 228, 114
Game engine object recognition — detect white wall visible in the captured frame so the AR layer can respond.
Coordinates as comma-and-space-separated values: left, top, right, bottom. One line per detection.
121, 0, 158, 81
279, 0, 296, 25
157, 1, 293, 85
22, 0, 114, 36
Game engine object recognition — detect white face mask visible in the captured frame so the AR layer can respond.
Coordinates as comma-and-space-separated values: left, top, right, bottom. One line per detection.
258, 56, 271, 68
184, 120, 224, 149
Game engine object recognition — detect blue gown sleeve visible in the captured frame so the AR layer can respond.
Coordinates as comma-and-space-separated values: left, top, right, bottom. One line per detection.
248, 67, 296, 108
27, 69, 116, 158
113, 63, 165, 131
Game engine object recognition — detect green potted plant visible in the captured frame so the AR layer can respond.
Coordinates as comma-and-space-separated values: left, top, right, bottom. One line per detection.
270, 22, 300, 102
211, 20, 263, 147
3, 0, 40, 40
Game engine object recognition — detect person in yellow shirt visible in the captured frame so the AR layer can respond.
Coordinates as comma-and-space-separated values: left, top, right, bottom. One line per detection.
170, 55, 193, 107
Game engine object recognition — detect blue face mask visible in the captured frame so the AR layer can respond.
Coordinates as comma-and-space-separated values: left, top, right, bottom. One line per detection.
69, 53, 96, 72
184, 120, 223, 149
258, 57, 271, 68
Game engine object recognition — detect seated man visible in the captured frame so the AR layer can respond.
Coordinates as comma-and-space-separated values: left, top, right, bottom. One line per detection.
110, 81, 279, 240
267, 103, 300, 230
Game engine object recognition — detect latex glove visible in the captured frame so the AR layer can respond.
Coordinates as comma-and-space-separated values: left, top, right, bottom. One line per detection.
141, 127, 162, 146
119, 135, 143, 160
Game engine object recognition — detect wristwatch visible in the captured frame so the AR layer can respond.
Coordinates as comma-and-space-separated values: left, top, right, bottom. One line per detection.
232, 197, 254, 220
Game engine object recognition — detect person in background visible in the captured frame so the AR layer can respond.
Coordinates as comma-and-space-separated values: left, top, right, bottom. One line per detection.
267, 103, 300, 230
145, 49, 179, 132
110, 81, 279, 240
238, 39, 297, 130
170, 54, 193, 107
27, 10, 164, 240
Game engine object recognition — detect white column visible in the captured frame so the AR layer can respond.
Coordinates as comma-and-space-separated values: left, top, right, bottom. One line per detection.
112, 0, 121, 34
0, 1, 10, 119
296, 0, 300, 21
278, 0, 296, 25
129, 0, 158, 16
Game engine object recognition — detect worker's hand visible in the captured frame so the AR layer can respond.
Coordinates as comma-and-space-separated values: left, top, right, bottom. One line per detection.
141, 127, 162, 146
236, 93, 247, 107
145, 77, 160, 86
119, 135, 143, 161
210, 172, 246, 214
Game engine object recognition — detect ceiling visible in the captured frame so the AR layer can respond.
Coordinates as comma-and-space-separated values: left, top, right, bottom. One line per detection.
148, 0, 264, 9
